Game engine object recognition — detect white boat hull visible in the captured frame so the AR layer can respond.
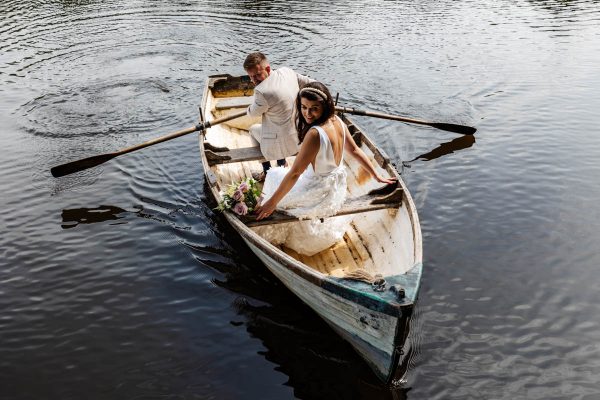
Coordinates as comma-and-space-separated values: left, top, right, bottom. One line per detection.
243, 238, 409, 381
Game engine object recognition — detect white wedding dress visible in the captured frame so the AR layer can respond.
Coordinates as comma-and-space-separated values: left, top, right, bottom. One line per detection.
256, 117, 352, 256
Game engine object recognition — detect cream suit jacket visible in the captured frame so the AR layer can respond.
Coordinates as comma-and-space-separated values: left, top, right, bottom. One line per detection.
247, 67, 312, 160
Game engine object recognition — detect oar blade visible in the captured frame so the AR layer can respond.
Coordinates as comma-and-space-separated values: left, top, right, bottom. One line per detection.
429, 122, 477, 135
50, 153, 117, 177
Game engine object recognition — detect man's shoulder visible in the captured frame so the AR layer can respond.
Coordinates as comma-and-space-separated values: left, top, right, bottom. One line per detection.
258, 67, 297, 93
276, 66, 294, 73
271, 66, 298, 78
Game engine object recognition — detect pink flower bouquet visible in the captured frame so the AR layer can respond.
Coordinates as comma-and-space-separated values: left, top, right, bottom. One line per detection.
216, 177, 262, 216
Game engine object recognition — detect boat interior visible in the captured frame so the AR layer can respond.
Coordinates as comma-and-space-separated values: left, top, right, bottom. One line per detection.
202, 78, 418, 280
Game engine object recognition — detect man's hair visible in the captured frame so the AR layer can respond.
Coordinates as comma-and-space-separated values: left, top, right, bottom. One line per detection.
243, 52, 268, 70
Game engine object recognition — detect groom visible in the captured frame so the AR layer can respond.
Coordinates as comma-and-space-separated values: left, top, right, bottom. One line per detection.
243, 52, 313, 181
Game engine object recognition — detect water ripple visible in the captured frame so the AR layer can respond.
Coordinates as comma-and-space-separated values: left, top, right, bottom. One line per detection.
2, 0, 600, 398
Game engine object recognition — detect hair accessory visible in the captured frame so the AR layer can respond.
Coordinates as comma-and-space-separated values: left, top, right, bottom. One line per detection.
300, 87, 328, 101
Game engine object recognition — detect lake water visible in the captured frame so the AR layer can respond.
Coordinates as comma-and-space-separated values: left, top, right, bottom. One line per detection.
2, 0, 600, 399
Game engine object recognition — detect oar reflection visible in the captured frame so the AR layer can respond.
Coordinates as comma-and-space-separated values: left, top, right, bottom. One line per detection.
61, 205, 132, 229
408, 134, 476, 163
60, 204, 157, 229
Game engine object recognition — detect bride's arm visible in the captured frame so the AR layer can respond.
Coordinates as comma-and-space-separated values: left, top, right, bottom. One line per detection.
255, 129, 320, 220
343, 129, 397, 184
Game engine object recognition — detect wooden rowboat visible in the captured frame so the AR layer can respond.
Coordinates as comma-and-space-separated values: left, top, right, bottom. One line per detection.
199, 74, 423, 383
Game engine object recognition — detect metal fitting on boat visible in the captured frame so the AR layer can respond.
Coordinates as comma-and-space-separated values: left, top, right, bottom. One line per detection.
371, 278, 386, 292
390, 284, 405, 300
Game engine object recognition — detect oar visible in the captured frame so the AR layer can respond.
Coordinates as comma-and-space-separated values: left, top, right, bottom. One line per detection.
50, 110, 247, 178
335, 106, 476, 135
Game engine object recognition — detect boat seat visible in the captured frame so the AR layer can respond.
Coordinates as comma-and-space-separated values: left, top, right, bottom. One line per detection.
241, 182, 403, 227
205, 145, 266, 166
214, 96, 254, 110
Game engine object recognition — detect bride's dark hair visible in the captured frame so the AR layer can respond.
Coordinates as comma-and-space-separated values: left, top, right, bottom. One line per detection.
295, 82, 335, 143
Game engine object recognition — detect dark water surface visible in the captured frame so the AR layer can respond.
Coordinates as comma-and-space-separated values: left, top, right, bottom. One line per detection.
2, 0, 600, 399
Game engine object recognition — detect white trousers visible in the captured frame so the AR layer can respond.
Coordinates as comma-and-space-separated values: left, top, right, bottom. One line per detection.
249, 123, 299, 161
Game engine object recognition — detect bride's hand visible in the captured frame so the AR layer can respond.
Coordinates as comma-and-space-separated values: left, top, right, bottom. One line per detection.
255, 198, 277, 220
375, 174, 398, 185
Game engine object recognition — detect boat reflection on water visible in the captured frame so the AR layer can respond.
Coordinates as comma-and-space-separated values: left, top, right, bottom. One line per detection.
205, 209, 412, 399
236, 297, 412, 399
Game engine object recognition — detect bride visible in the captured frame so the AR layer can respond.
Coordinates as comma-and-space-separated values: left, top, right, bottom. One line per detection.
254, 81, 395, 255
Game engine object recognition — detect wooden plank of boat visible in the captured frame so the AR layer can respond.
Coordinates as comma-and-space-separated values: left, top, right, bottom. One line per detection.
205, 145, 265, 166
240, 183, 404, 227
198, 73, 423, 384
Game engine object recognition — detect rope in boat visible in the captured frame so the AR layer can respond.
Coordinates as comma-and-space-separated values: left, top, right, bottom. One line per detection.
342, 270, 387, 292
